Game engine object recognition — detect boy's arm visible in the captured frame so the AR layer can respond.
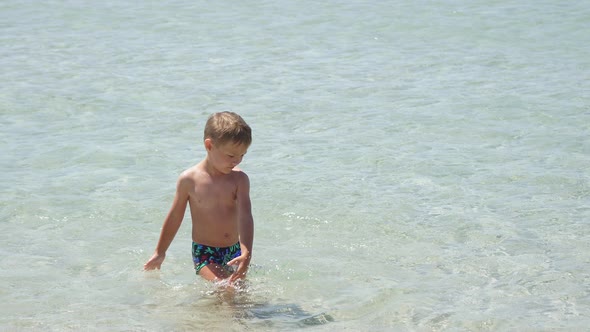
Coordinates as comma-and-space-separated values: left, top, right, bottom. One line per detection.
144, 174, 191, 270
228, 172, 254, 281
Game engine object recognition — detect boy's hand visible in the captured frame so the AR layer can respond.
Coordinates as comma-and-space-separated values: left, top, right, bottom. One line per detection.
227, 254, 251, 282
144, 252, 166, 270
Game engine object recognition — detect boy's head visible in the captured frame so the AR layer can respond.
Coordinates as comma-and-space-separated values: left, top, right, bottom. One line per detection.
204, 112, 252, 147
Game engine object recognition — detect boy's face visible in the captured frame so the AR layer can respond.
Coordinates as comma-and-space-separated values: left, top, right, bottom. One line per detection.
205, 139, 249, 175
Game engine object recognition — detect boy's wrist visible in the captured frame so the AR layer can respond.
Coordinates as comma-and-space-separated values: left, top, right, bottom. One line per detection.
242, 253, 252, 263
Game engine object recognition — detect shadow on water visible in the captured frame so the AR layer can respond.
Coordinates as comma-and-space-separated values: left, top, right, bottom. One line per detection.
233, 302, 335, 328
203, 282, 335, 329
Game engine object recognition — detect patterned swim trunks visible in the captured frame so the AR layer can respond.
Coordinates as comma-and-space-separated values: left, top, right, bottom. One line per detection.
192, 242, 241, 274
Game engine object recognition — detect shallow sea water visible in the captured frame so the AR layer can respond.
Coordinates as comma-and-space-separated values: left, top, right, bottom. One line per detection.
1, 1, 589, 330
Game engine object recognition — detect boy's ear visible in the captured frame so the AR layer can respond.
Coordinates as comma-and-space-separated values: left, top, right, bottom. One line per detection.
204, 138, 213, 151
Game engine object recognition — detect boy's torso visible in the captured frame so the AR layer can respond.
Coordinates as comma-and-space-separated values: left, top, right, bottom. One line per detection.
185, 165, 241, 247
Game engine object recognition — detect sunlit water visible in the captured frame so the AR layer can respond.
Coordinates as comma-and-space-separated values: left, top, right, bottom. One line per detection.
1, 1, 589, 330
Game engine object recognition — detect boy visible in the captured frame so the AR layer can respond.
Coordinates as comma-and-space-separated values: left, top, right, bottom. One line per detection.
144, 112, 253, 284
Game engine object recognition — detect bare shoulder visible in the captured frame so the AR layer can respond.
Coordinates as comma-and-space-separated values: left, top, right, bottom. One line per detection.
231, 167, 249, 179
231, 167, 250, 186
178, 164, 203, 186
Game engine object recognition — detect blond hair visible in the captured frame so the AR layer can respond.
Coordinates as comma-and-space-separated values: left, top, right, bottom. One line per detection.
204, 112, 252, 146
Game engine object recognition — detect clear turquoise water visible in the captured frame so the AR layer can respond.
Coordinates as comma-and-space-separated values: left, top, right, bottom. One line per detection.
1, 1, 589, 330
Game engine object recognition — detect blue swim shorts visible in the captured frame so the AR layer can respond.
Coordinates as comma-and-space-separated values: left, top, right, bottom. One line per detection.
192, 242, 241, 274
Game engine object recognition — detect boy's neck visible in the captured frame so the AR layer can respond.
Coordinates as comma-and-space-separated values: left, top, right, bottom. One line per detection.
202, 158, 227, 177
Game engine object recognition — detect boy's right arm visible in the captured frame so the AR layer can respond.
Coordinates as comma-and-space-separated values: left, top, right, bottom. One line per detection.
144, 174, 191, 270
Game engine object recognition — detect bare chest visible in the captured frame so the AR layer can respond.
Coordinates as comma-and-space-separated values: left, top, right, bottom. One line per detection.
189, 178, 237, 209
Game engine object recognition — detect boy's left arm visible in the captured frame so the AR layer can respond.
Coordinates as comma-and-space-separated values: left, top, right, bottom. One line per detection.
228, 172, 254, 282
